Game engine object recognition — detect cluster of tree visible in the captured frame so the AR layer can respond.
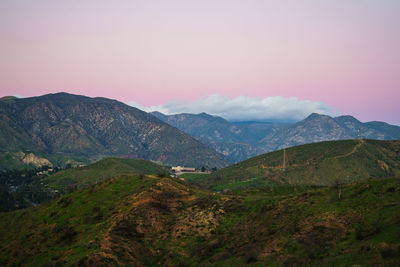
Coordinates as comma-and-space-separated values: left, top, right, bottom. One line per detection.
0, 166, 60, 212
200, 166, 218, 172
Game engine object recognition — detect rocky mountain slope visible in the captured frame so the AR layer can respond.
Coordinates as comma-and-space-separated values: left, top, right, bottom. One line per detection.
151, 111, 282, 162
262, 113, 400, 151
0, 93, 227, 168
0, 159, 399, 266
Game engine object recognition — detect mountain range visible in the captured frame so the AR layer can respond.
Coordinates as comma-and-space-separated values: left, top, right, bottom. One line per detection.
152, 111, 400, 163
1, 92, 399, 169
261, 113, 400, 151
1, 109, 399, 265
151, 111, 285, 162
0, 93, 227, 169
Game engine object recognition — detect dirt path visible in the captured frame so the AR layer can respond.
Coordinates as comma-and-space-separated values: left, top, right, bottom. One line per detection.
261, 139, 366, 170
334, 139, 365, 159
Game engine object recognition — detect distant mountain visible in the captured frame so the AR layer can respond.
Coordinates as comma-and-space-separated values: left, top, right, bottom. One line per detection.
0, 93, 227, 168
151, 111, 283, 162
153, 111, 400, 162
261, 113, 400, 151
187, 139, 400, 190
152, 112, 243, 143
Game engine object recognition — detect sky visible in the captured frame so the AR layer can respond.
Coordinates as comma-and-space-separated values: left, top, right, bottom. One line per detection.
0, 0, 399, 124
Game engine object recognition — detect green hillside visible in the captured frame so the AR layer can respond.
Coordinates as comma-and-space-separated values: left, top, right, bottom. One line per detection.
44, 157, 169, 192
186, 139, 400, 190
0, 158, 169, 212
1, 141, 399, 266
1, 172, 399, 265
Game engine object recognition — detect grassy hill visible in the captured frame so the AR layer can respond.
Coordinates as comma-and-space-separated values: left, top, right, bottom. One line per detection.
184, 139, 400, 191
44, 157, 169, 192
0, 158, 170, 212
1, 146, 399, 265
0, 172, 399, 265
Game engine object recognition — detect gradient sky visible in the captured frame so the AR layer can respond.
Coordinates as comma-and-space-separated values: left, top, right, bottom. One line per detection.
1, 0, 399, 124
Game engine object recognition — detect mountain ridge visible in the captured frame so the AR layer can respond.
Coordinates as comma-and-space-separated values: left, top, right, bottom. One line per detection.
152, 111, 400, 163
151, 111, 280, 162
262, 113, 400, 151
0, 93, 228, 168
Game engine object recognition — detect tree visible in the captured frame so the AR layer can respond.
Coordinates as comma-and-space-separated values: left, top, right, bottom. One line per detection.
334, 179, 342, 200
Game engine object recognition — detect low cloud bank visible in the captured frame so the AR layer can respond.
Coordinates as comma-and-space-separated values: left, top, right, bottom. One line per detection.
128, 95, 334, 122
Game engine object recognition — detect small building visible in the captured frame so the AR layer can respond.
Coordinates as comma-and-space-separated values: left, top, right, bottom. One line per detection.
171, 166, 196, 172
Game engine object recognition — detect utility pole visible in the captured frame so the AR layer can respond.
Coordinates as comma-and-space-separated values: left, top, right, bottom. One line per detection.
282, 149, 286, 171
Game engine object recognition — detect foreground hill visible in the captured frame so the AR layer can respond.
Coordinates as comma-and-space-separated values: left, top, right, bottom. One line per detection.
0, 170, 399, 265
0, 158, 169, 212
186, 139, 400, 191
0, 93, 227, 168
44, 158, 169, 192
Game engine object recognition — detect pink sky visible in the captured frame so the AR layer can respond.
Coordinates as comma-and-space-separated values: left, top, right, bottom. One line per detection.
0, 0, 399, 124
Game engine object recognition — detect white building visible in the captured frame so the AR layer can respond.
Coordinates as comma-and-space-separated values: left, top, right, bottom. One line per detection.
171, 166, 196, 172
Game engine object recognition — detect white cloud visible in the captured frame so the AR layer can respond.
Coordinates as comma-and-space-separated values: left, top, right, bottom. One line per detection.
13, 94, 25, 98
127, 95, 335, 122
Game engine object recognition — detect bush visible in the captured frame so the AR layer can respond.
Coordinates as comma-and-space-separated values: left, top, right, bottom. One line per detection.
54, 225, 77, 243
355, 224, 381, 240
381, 247, 399, 259
57, 196, 72, 208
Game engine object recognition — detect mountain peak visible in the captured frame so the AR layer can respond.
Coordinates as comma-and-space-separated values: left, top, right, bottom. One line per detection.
334, 115, 361, 124
0, 96, 18, 102
151, 111, 165, 116
303, 113, 332, 121
197, 112, 215, 118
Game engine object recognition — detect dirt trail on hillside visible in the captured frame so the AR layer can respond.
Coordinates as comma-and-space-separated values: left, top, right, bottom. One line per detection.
260, 140, 366, 170
334, 139, 365, 159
